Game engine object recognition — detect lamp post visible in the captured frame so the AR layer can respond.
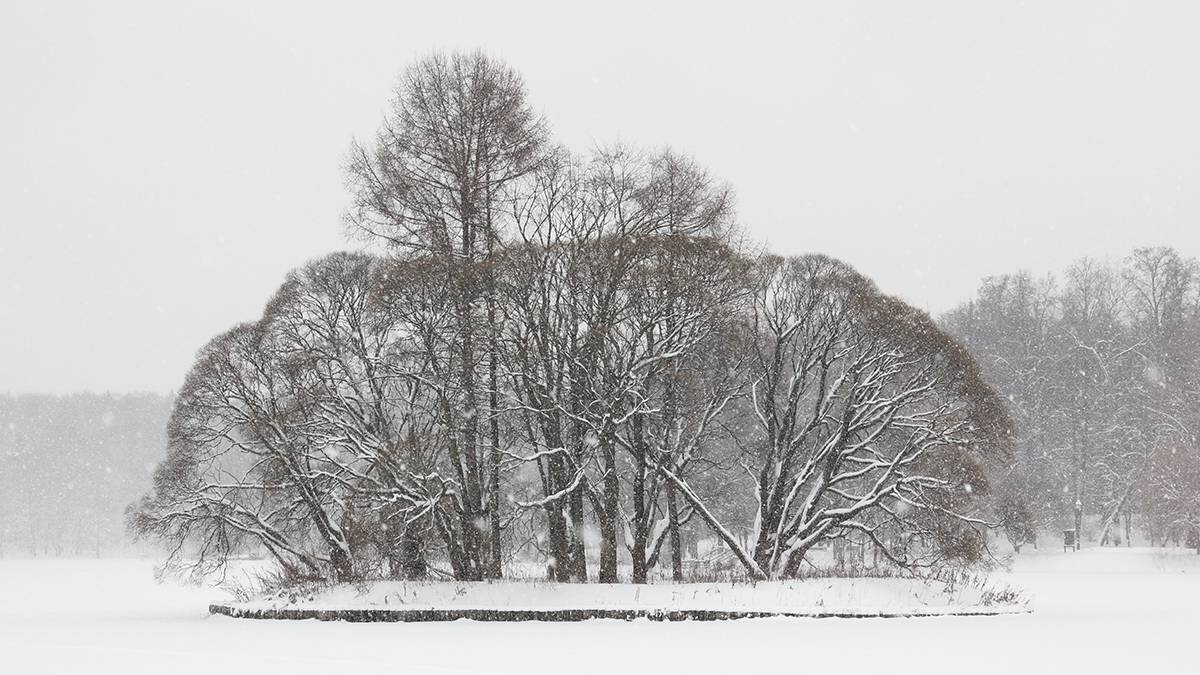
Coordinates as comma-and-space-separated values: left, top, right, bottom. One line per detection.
1074, 499, 1083, 551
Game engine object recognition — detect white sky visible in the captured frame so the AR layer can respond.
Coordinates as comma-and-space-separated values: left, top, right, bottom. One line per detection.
2, 1, 1198, 394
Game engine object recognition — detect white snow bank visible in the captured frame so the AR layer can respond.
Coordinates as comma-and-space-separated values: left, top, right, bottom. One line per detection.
231, 576, 1024, 616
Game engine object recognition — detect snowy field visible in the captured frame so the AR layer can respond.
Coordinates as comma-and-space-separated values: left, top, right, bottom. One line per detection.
2, 548, 1197, 674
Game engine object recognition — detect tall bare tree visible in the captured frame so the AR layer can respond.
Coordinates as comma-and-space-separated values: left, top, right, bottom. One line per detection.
345, 50, 549, 579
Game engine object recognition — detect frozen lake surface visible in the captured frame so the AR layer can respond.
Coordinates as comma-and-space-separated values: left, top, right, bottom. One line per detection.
1, 548, 1196, 674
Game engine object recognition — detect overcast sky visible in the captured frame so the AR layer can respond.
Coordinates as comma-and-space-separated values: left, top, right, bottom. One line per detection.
2, 1, 1198, 394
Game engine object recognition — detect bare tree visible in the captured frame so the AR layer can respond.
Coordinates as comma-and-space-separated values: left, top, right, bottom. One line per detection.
134, 52, 1021, 586
943, 272, 1062, 544
129, 321, 351, 581
1126, 247, 1200, 548
266, 253, 451, 578
345, 50, 549, 579
943, 249, 1200, 549
663, 255, 1010, 579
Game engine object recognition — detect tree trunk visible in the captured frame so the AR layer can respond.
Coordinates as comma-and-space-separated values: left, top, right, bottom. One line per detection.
599, 437, 620, 583
487, 307, 503, 579
455, 227, 484, 581
631, 414, 648, 584
396, 525, 428, 579
330, 545, 354, 582
542, 452, 574, 582
1098, 483, 1134, 547
667, 482, 684, 582
485, 215, 504, 580
568, 483, 588, 581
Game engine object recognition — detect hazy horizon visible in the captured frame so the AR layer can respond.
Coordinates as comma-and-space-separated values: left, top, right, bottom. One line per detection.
3, 0, 1198, 394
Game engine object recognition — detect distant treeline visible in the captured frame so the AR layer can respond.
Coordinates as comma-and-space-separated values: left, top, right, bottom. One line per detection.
944, 247, 1200, 550
0, 393, 171, 557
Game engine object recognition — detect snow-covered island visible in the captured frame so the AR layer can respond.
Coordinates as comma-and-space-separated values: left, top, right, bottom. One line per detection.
212, 576, 1027, 621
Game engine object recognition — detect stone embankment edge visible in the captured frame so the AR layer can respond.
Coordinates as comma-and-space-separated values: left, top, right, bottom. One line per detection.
209, 604, 1030, 622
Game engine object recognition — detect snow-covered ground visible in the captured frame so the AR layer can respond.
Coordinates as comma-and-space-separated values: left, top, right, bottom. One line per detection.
232, 575, 1022, 617
1, 548, 1197, 674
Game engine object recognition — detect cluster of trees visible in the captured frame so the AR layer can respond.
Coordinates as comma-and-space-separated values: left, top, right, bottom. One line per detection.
0, 393, 171, 557
944, 247, 1200, 550
129, 51, 1011, 583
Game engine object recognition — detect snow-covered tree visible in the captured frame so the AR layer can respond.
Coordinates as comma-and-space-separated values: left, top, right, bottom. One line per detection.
944, 248, 1200, 548
345, 50, 550, 579
132, 50, 1021, 584
664, 255, 1011, 578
